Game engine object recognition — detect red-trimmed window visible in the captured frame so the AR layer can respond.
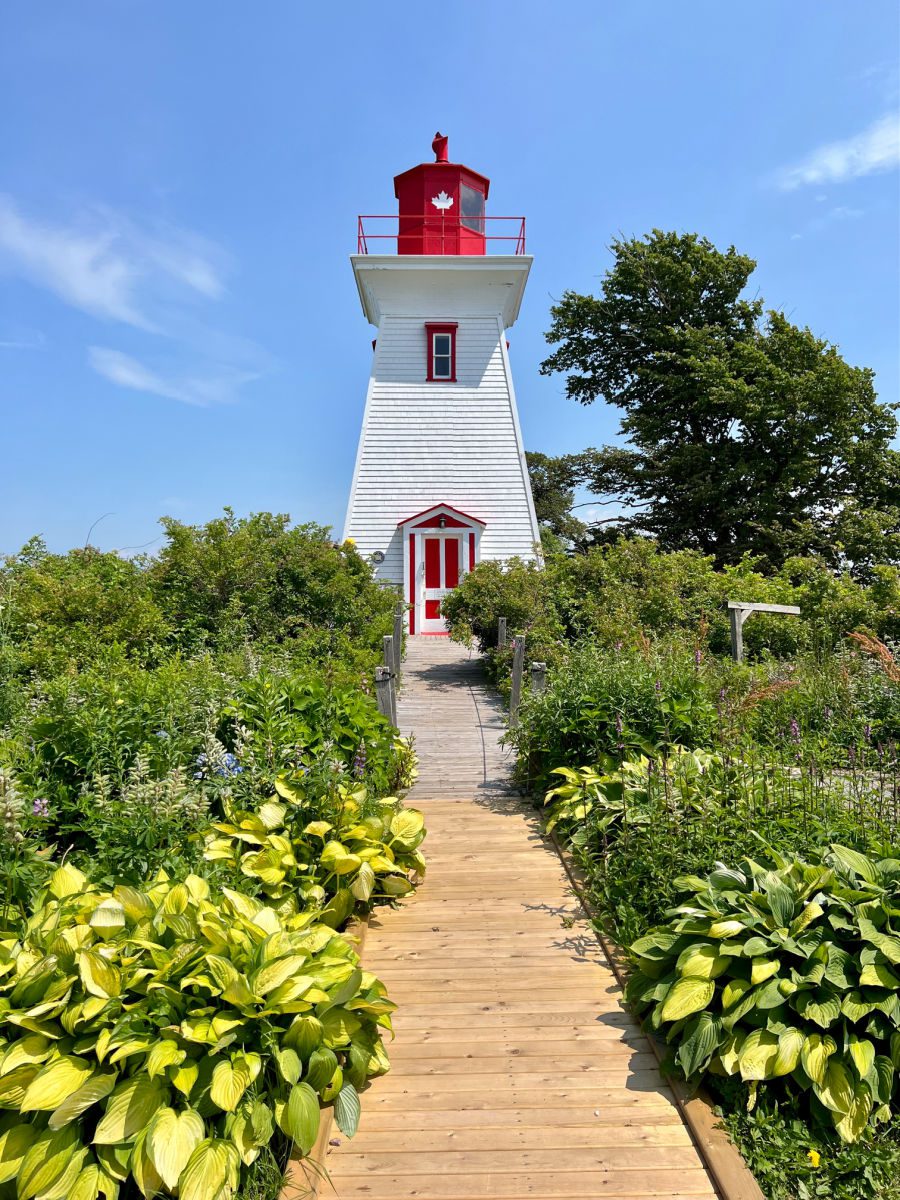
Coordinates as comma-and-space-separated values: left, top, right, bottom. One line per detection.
426, 322, 457, 382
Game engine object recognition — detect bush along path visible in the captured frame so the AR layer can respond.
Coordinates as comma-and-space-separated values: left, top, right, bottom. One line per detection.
319, 637, 721, 1200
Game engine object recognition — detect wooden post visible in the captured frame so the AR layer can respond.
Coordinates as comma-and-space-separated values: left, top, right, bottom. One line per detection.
498, 617, 507, 649
393, 604, 403, 680
382, 636, 398, 726
729, 606, 743, 664
509, 635, 526, 727
374, 666, 393, 723
530, 662, 547, 695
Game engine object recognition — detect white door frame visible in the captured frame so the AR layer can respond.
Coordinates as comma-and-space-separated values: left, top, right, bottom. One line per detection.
398, 504, 484, 636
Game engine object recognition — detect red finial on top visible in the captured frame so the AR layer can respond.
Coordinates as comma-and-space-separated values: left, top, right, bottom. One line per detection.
432, 132, 449, 163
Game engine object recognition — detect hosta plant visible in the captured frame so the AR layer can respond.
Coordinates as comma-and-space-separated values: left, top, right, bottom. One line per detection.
626, 843, 900, 1142
0, 863, 394, 1198
543, 747, 718, 835
204, 783, 426, 927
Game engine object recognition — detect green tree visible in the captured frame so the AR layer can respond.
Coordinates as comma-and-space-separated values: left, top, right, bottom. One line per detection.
525, 451, 587, 547
540, 230, 900, 572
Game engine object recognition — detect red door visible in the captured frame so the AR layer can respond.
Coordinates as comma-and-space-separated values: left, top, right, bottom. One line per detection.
424, 537, 442, 622
420, 535, 462, 632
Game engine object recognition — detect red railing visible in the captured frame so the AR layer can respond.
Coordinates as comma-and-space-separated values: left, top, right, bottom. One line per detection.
357, 213, 526, 255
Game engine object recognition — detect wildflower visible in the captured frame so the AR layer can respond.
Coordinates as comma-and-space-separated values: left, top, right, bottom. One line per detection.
789, 718, 801, 742
615, 713, 623, 736
864, 724, 872, 743
155, 730, 170, 740
654, 680, 662, 694
32, 798, 50, 819
807, 1149, 821, 1169
823, 706, 833, 720
352, 742, 368, 779
0, 771, 25, 845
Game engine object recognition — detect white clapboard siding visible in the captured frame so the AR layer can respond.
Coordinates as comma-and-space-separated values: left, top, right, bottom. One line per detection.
344, 259, 541, 594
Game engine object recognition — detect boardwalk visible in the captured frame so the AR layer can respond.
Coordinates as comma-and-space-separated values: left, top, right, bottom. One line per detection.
322, 637, 718, 1199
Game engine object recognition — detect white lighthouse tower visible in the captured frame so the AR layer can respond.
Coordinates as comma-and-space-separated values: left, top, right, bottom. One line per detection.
344, 134, 540, 635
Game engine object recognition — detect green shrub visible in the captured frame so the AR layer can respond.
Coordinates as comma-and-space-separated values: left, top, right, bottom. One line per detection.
205, 784, 426, 924
148, 511, 396, 666
0, 863, 393, 1198
442, 535, 896, 675
625, 845, 900, 1142
510, 643, 719, 792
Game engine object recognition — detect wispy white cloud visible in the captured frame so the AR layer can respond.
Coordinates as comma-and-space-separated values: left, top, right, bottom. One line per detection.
88, 346, 257, 407
0, 321, 46, 350
0, 196, 227, 328
790, 203, 865, 241
775, 112, 900, 190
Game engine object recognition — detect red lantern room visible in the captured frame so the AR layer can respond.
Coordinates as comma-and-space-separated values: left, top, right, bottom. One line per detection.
393, 132, 490, 255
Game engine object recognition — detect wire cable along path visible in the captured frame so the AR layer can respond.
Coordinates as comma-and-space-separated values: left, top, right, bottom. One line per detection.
322, 637, 719, 1199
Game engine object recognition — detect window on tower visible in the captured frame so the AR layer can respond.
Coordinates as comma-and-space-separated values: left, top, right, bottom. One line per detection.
425, 322, 457, 382
460, 184, 485, 233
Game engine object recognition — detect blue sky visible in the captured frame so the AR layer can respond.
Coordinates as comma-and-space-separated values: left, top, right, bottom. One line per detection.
2, 1, 898, 554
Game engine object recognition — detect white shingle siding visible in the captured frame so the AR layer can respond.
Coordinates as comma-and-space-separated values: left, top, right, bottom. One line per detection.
344, 259, 541, 591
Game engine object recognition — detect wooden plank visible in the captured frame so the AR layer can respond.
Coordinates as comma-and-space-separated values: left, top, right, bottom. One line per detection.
320, 1171, 716, 1198
356, 1106, 685, 1131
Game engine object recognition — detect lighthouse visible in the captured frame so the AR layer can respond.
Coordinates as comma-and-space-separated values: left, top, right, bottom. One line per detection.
344, 134, 540, 635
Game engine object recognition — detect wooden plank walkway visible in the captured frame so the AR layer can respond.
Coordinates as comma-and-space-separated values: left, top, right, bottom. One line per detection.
322, 637, 718, 1199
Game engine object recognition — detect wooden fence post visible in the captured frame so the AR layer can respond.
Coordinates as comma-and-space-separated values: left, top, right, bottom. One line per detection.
393, 604, 403, 680
374, 666, 393, 723
498, 617, 507, 649
509, 635, 526, 727
728, 606, 743, 665
382, 636, 398, 726
530, 662, 547, 695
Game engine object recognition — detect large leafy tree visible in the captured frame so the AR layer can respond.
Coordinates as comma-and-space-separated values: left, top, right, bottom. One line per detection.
540, 230, 900, 572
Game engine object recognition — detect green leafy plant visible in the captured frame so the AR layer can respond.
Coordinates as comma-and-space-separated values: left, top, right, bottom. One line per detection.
0, 862, 394, 1199
204, 784, 426, 926
625, 845, 900, 1142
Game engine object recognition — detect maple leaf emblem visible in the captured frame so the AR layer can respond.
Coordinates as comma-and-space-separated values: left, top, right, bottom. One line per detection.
431, 191, 454, 210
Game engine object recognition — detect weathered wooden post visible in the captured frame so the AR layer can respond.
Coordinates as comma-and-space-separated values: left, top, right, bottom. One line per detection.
728, 606, 743, 665
382, 636, 398, 726
393, 604, 403, 680
530, 662, 547, 695
374, 666, 393, 723
728, 601, 802, 664
498, 617, 507, 649
509, 635, 526, 727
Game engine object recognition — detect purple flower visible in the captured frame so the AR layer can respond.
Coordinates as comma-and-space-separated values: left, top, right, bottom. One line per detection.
864, 724, 872, 743
352, 742, 368, 779
789, 718, 801, 742
654, 680, 662, 694
694, 649, 702, 666
155, 730, 169, 740
614, 640, 623, 651
823, 707, 833, 721
615, 713, 623, 736
32, 798, 49, 819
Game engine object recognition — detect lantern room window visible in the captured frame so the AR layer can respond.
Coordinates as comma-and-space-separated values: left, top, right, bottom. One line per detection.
460, 184, 485, 233
425, 322, 457, 382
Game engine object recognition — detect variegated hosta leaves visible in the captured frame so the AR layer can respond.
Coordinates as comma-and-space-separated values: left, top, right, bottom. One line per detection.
0, 867, 398, 1197
204, 787, 426, 911
626, 845, 900, 1140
